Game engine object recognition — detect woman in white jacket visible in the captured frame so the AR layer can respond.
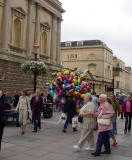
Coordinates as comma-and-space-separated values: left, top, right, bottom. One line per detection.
73, 93, 96, 151
16, 90, 31, 135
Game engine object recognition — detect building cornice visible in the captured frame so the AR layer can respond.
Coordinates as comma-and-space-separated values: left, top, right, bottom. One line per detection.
61, 45, 113, 54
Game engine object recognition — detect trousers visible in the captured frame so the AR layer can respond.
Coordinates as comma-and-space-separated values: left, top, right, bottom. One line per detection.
33, 112, 41, 131
125, 112, 131, 132
0, 123, 5, 151
96, 131, 110, 154
78, 129, 94, 148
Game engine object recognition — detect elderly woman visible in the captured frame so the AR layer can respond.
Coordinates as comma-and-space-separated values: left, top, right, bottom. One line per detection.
92, 94, 115, 157
16, 90, 31, 135
73, 93, 96, 151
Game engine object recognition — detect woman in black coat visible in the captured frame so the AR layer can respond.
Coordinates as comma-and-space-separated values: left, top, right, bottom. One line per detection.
62, 94, 77, 133
0, 92, 6, 151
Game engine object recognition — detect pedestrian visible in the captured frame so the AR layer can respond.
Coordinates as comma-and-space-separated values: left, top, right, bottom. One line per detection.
119, 95, 124, 119
123, 95, 132, 134
92, 91, 99, 111
73, 93, 96, 151
0, 90, 13, 151
13, 91, 20, 108
107, 98, 118, 147
91, 94, 115, 157
30, 90, 43, 132
62, 93, 77, 133
15, 90, 32, 135
110, 94, 120, 134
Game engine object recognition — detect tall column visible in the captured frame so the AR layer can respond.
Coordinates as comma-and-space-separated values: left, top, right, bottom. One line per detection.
34, 3, 41, 56
50, 15, 57, 64
56, 17, 62, 65
1, 0, 11, 50
27, 0, 33, 57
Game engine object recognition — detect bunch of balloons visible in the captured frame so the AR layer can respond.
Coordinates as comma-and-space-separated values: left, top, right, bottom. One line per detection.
49, 69, 92, 108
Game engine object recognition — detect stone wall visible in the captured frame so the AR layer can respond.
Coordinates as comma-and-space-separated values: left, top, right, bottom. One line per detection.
0, 59, 54, 95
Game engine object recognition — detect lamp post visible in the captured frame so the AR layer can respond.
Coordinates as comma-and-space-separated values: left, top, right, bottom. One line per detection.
33, 43, 39, 93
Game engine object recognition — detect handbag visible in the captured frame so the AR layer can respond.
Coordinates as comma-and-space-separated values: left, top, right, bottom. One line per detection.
97, 106, 110, 126
72, 116, 78, 128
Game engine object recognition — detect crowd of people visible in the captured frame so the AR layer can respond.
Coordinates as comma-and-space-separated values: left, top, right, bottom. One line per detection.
62, 92, 132, 157
0, 89, 132, 157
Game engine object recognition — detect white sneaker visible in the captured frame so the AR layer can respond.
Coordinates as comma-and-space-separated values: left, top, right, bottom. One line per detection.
73, 145, 81, 152
85, 147, 95, 151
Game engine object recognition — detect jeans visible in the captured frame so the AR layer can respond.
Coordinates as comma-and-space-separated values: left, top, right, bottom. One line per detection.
64, 114, 72, 129
96, 131, 110, 154
113, 116, 117, 132
125, 112, 131, 132
8, 112, 19, 124
33, 112, 41, 131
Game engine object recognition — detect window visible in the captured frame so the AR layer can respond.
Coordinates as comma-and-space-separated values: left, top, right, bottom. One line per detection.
66, 42, 71, 47
68, 54, 77, 59
117, 63, 120, 67
41, 31, 47, 54
13, 18, 21, 46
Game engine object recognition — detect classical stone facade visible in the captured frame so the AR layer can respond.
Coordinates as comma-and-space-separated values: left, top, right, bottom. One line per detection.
113, 56, 131, 94
61, 40, 113, 95
0, 0, 64, 94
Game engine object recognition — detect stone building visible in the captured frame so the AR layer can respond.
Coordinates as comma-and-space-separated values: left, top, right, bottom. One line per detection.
113, 56, 131, 94
0, 0, 64, 94
61, 40, 113, 95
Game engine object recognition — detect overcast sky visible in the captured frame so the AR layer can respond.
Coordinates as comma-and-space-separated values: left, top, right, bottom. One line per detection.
60, 0, 132, 66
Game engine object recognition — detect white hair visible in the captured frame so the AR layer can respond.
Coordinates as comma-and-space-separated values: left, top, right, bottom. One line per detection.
85, 93, 92, 101
99, 94, 107, 101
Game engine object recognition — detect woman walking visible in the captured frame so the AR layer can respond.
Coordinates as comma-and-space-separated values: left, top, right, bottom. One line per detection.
62, 93, 77, 133
123, 95, 132, 134
16, 90, 31, 135
73, 93, 96, 151
30, 90, 43, 132
92, 94, 115, 157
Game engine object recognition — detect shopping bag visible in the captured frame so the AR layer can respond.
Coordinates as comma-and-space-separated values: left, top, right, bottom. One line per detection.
59, 113, 66, 125
72, 116, 78, 128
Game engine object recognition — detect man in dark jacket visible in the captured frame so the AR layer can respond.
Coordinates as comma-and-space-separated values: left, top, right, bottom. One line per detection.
13, 91, 19, 108
62, 93, 77, 133
30, 90, 43, 132
0, 91, 6, 151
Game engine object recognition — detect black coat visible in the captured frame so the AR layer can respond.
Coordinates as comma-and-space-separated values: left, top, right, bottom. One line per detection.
63, 96, 77, 116
0, 95, 6, 125
30, 96, 43, 113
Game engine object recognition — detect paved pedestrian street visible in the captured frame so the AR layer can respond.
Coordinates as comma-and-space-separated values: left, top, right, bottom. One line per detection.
0, 113, 132, 160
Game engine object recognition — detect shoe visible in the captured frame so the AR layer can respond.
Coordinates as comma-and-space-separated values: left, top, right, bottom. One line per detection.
32, 130, 37, 132
73, 145, 81, 152
101, 151, 111, 154
62, 129, 66, 133
73, 128, 77, 132
85, 147, 95, 151
21, 131, 25, 135
16, 123, 20, 127
112, 142, 118, 146
128, 130, 131, 134
91, 152, 100, 156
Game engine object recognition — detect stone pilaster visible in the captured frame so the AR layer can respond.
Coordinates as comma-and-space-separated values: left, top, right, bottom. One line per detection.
1, 0, 11, 50
27, 0, 33, 57
56, 17, 62, 65
34, 2, 41, 57
50, 15, 57, 64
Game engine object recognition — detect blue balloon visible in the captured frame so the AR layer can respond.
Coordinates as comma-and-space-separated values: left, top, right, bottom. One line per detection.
66, 84, 72, 90
75, 86, 81, 92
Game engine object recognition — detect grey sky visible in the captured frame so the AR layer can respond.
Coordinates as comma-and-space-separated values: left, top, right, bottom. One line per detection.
60, 0, 132, 66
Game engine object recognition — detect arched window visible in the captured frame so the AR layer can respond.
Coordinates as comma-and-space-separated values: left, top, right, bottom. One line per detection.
88, 63, 96, 75
41, 31, 47, 54
13, 18, 21, 46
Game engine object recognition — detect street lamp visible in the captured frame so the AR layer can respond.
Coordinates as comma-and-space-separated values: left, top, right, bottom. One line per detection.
33, 43, 39, 93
